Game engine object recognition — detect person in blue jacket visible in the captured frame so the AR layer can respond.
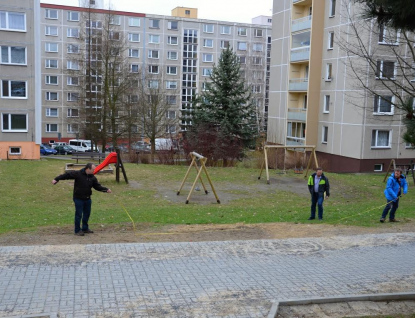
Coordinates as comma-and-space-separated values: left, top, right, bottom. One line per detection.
380, 168, 408, 223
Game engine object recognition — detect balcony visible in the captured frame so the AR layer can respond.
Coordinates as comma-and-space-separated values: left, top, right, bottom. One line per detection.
286, 136, 305, 146
291, 47, 310, 62
292, 15, 312, 33
287, 108, 307, 121
288, 78, 308, 91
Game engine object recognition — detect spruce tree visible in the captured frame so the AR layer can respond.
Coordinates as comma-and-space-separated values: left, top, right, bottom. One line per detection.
185, 47, 258, 165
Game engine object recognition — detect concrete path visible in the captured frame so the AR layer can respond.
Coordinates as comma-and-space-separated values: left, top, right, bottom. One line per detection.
0, 232, 414, 318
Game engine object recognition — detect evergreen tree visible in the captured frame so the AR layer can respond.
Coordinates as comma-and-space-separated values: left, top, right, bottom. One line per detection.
185, 48, 258, 165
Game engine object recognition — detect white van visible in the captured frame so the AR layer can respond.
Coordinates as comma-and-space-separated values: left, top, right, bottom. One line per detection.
68, 139, 93, 152
155, 138, 174, 151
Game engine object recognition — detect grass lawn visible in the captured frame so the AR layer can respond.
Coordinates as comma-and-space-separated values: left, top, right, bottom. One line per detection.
0, 158, 414, 235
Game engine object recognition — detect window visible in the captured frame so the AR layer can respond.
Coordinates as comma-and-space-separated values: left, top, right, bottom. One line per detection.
45, 76, 58, 85
45, 25, 58, 36
149, 19, 160, 28
253, 43, 263, 51
185, 10, 191, 15
46, 124, 58, 132
149, 34, 160, 43
109, 31, 120, 40
168, 36, 178, 45
238, 56, 246, 64
220, 40, 230, 49
237, 27, 247, 36
252, 85, 261, 93
148, 80, 159, 89
324, 95, 330, 113
67, 28, 79, 38
67, 44, 79, 53
45, 42, 58, 52
128, 33, 140, 42
148, 50, 159, 59
166, 125, 176, 134
67, 76, 78, 86
9, 147, 21, 155
167, 51, 178, 60
148, 65, 159, 74
129, 49, 139, 57
110, 15, 120, 25
328, 31, 334, 49
322, 126, 328, 143
67, 92, 79, 102
128, 95, 138, 103
167, 66, 177, 75
329, 0, 336, 17
204, 24, 214, 33
2, 113, 27, 132
45, 59, 58, 68
374, 95, 394, 114
378, 24, 399, 44
204, 39, 213, 48
45, 9, 58, 19
130, 64, 139, 73
255, 29, 263, 37
67, 11, 79, 21
374, 164, 383, 172
86, 20, 102, 29
166, 96, 177, 105
46, 92, 58, 101
220, 25, 231, 35
326, 63, 332, 81
46, 108, 58, 117
203, 53, 213, 62
202, 68, 212, 76
67, 60, 79, 70
67, 123, 79, 133
371, 130, 391, 148
168, 21, 178, 30
252, 57, 262, 65
129, 17, 140, 27
67, 108, 79, 117
376, 60, 396, 79
1, 46, 26, 65
166, 81, 177, 89
237, 42, 247, 51
287, 122, 306, 139
2, 80, 26, 98
167, 110, 176, 118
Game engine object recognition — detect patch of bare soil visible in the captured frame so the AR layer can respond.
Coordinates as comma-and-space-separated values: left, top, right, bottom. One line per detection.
0, 221, 414, 246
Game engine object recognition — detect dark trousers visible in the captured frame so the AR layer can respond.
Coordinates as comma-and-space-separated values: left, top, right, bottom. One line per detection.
381, 198, 399, 220
310, 192, 324, 219
73, 198, 92, 233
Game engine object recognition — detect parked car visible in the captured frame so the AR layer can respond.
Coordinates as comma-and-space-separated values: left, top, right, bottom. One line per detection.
54, 145, 75, 155
131, 141, 150, 153
51, 142, 67, 149
40, 144, 57, 155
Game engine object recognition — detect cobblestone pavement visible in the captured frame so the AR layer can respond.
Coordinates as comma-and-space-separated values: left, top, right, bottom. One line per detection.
0, 233, 414, 318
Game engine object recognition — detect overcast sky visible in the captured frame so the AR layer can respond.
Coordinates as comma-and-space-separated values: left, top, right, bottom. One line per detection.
40, 0, 273, 24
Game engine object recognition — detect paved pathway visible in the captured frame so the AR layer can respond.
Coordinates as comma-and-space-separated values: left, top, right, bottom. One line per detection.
0, 233, 414, 318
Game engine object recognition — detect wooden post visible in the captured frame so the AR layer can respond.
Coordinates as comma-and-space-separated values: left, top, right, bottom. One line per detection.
383, 159, 395, 182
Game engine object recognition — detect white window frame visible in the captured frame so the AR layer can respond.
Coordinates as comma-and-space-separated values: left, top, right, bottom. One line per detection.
149, 19, 160, 28
203, 53, 213, 62
45, 75, 58, 85
378, 24, 399, 45
237, 42, 247, 51
148, 80, 159, 89
326, 63, 333, 81
253, 43, 263, 52
329, 0, 336, 17
328, 31, 334, 49
128, 33, 140, 42
45, 9, 58, 20
67, 108, 79, 117
46, 92, 58, 101
373, 95, 394, 115
45, 59, 58, 68
67, 92, 79, 102
1, 46, 26, 65
374, 164, 383, 172
220, 40, 230, 49
110, 15, 121, 25
220, 25, 231, 35
167, 36, 178, 45
148, 49, 159, 59
167, 51, 178, 60
237, 27, 247, 36
168, 21, 178, 30
46, 123, 58, 133
204, 39, 213, 48
148, 65, 159, 74
149, 34, 160, 44
129, 49, 139, 58
202, 68, 212, 76
67, 28, 79, 38
1, 113, 28, 132
1, 80, 27, 99
45, 25, 58, 36
67, 44, 79, 54
167, 66, 177, 75
45, 42, 58, 52
203, 24, 214, 33
130, 64, 139, 73
67, 123, 79, 133
322, 126, 328, 144
166, 81, 177, 89
371, 130, 391, 148
46, 108, 58, 117
9, 147, 21, 155
67, 60, 79, 70
128, 17, 140, 27
324, 95, 330, 113
67, 76, 78, 86
376, 60, 396, 79
67, 11, 79, 21
254, 29, 263, 37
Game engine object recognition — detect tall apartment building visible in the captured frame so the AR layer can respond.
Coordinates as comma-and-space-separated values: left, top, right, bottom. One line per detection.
39, 3, 272, 145
269, 0, 415, 172
0, 0, 41, 160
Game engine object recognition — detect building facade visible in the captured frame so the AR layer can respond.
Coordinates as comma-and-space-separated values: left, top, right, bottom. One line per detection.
39, 3, 271, 146
0, 0, 42, 160
269, 0, 415, 172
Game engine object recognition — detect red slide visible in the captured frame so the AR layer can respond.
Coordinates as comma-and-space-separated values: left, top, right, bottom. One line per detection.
94, 152, 118, 174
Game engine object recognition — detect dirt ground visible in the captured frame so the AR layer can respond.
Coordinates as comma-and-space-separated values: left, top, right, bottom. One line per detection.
1, 221, 415, 246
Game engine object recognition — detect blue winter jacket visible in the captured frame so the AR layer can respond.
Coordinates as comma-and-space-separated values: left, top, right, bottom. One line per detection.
384, 173, 408, 201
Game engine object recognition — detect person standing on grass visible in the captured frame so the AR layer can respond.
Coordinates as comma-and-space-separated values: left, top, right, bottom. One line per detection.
307, 167, 330, 220
52, 163, 112, 236
380, 168, 408, 223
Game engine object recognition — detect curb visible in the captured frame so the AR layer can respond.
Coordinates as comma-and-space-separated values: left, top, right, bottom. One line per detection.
267, 292, 415, 318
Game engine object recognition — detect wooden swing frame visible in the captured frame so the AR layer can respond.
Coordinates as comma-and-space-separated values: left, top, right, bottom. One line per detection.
258, 145, 318, 184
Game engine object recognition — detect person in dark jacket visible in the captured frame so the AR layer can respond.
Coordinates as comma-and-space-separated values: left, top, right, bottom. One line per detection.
307, 167, 330, 220
380, 168, 408, 223
52, 163, 112, 236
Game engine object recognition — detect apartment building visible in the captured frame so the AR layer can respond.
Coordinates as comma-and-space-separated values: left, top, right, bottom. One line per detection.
39, 3, 272, 145
0, 0, 42, 160
269, 0, 415, 172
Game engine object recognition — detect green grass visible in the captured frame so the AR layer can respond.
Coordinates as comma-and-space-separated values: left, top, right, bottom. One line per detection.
0, 159, 414, 234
